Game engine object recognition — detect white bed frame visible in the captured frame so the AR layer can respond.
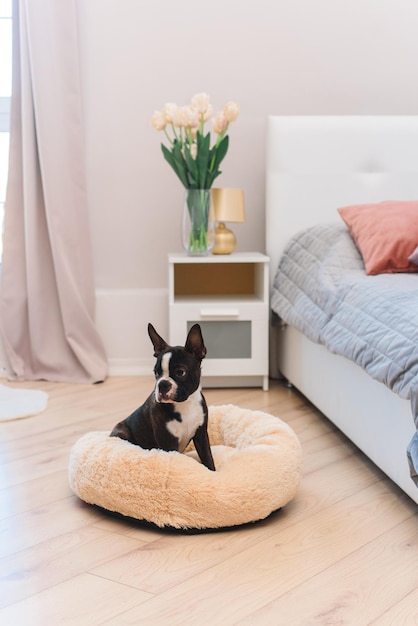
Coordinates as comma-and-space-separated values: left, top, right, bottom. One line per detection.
266, 116, 418, 504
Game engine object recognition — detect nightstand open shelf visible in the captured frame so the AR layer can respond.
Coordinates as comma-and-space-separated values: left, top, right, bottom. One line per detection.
168, 252, 270, 390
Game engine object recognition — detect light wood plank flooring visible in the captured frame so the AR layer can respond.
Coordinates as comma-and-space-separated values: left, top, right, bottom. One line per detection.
0, 376, 417, 625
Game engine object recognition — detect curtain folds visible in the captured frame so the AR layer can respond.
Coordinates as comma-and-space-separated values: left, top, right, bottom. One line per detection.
0, 0, 108, 383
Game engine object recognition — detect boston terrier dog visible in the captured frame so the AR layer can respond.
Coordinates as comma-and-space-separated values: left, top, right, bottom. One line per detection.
110, 323, 215, 471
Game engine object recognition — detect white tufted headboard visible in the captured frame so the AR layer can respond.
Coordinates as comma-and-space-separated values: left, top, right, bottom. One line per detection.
265, 116, 418, 284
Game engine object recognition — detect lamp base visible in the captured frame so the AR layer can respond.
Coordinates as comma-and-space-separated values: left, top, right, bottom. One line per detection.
212, 222, 236, 255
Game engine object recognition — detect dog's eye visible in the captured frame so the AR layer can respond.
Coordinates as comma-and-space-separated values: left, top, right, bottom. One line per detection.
175, 368, 186, 378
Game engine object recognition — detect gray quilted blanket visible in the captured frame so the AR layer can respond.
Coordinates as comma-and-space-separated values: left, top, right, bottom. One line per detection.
271, 223, 418, 484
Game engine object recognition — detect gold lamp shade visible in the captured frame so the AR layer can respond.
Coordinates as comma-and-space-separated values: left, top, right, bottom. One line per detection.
211, 188, 245, 254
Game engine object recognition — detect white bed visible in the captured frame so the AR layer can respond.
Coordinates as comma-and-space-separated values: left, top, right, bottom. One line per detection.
266, 115, 418, 505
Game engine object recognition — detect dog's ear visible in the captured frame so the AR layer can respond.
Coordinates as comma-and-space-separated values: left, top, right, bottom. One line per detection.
148, 323, 169, 357
185, 324, 207, 361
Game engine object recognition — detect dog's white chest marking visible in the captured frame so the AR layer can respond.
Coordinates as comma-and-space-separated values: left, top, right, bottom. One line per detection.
166, 389, 205, 452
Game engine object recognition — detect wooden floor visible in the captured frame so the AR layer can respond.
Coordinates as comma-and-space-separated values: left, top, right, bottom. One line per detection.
0, 376, 417, 625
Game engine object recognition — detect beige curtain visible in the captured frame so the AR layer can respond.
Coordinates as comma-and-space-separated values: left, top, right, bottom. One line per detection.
0, 0, 108, 383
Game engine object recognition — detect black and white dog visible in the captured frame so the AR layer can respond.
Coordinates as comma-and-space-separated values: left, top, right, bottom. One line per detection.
110, 323, 215, 471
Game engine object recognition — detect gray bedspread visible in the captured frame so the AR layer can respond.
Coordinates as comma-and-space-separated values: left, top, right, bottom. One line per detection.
271, 223, 418, 484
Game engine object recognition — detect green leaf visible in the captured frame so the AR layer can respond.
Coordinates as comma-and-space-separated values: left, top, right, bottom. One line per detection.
206, 135, 229, 188
161, 143, 175, 168
213, 135, 229, 168
161, 142, 189, 188
183, 144, 199, 189
195, 132, 211, 188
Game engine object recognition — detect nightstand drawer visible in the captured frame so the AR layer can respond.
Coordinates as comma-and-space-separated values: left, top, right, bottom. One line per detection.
170, 301, 268, 325
199, 307, 240, 318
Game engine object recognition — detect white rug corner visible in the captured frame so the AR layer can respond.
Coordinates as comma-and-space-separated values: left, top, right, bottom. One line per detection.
0, 384, 49, 421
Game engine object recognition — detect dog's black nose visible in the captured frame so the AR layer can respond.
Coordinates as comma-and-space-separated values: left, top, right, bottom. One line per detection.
158, 379, 172, 393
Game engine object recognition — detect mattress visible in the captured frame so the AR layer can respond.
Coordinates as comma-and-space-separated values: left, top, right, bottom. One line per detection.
271, 223, 418, 483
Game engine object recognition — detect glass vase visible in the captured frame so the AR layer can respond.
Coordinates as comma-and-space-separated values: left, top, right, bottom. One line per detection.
182, 188, 215, 256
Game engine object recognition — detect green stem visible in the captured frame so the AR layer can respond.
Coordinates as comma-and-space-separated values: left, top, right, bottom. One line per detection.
186, 189, 211, 254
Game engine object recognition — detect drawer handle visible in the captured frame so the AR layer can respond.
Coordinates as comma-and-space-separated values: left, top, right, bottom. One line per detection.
200, 308, 240, 318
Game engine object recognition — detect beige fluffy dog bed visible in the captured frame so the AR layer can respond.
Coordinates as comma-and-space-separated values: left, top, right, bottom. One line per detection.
69, 404, 303, 530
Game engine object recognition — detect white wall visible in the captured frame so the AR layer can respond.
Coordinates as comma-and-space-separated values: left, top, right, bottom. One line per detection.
76, 0, 418, 373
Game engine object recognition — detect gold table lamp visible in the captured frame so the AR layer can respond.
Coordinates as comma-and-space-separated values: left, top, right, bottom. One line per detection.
211, 188, 245, 254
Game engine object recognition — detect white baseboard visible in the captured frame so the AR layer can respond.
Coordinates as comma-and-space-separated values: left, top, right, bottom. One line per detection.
95, 287, 169, 377
0, 288, 169, 379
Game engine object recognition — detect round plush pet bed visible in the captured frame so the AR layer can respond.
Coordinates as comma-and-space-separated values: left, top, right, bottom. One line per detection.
69, 404, 303, 530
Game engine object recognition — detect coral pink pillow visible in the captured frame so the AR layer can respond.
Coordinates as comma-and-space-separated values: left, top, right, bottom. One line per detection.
338, 201, 418, 275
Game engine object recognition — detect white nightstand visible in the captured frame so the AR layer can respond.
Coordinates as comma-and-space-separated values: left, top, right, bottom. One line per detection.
168, 252, 270, 390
